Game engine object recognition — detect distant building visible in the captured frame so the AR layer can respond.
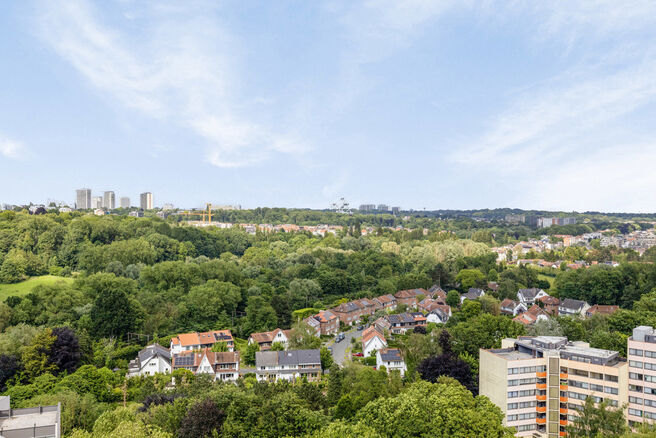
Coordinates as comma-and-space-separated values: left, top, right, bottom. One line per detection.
140, 192, 153, 210
391, 206, 401, 214
505, 214, 525, 224
91, 196, 103, 209
162, 203, 175, 210
156, 211, 170, 219
377, 204, 389, 211
359, 204, 376, 211
76, 188, 91, 209
537, 217, 577, 228
103, 191, 115, 210
129, 211, 144, 217
120, 197, 130, 208
0, 395, 61, 438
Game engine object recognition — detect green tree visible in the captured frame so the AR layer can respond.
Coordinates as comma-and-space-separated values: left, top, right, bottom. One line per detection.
446, 290, 460, 308
567, 397, 627, 437
21, 328, 56, 380
243, 341, 260, 366
243, 295, 278, 335
90, 288, 144, 339
455, 269, 486, 292
270, 341, 285, 351
288, 321, 321, 350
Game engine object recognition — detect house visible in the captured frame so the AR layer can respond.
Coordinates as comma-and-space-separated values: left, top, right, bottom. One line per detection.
127, 344, 171, 377
499, 299, 527, 316
0, 396, 61, 438
427, 285, 447, 302
418, 298, 448, 313
172, 349, 239, 382
512, 304, 549, 326
248, 328, 292, 350
373, 294, 397, 311
362, 326, 387, 357
460, 288, 485, 303
426, 306, 451, 324
559, 298, 590, 317
538, 295, 560, 315
517, 288, 549, 306
354, 298, 377, 317
331, 301, 365, 325
376, 348, 406, 376
585, 305, 620, 318
487, 282, 499, 293
255, 349, 322, 382
170, 330, 234, 354
373, 316, 391, 333
305, 309, 339, 336
394, 288, 427, 308
386, 312, 423, 334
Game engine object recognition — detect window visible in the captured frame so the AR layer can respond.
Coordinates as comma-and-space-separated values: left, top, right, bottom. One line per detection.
517, 424, 536, 432
645, 350, 656, 359
645, 362, 656, 371
630, 372, 644, 381
630, 396, 644, 405
590, 384, 603, 392
629, 408, 643, 417
631, 360, 644, 369
570, 380, 589, 390
630, 349, 645, 357
604, 386, 618, 395
605, 374, 618, 382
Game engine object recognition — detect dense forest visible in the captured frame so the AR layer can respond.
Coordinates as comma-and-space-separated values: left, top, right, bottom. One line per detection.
2, 210, 656, 437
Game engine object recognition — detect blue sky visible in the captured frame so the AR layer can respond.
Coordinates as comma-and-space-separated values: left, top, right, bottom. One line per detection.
2, 1, 656, 212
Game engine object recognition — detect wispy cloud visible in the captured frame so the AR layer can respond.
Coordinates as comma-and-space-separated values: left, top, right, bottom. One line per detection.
0, 136, 26, 160
36, 0, 304, 167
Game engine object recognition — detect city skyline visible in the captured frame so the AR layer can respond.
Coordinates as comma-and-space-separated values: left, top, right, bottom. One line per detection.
2, 2, 656, 212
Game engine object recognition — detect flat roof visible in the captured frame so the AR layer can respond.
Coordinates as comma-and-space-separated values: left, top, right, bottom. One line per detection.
488, 348, 535, 361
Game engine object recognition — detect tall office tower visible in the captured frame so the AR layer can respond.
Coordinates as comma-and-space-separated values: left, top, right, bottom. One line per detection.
91, 196, 103, 209
140, 192, 153, 210
480, 336, 627, 437
76, 188, 91, 210
627, 326, 656, 425
120, 197, 130, 208
103, 191, 115, 210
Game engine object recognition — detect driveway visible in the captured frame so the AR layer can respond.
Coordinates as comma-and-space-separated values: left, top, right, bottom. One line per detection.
326, 327, 363, 365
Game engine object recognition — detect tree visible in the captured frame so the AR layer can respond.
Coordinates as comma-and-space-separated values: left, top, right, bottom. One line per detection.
177, 398, 226, 438
182, 280, 241, 330
320, 346, 333, 370
413, 325, 427, 334
243, 295, 278, 335
455, 269, 486, 292
270, 341, 285, 351
244, 341, 260, 366
354, 379, 513, 437
288, 321, 321, 350
417, 331, 477, 394
211, 342, 229, 352
446, 290, 460, 308
567, 397, 627, 437
527, 318, 563, 337
21, 328, 56, 380
289, 279, 322, 309
0, 354, 20, 391
90, 288, 144, 338
49, 326, 81, 374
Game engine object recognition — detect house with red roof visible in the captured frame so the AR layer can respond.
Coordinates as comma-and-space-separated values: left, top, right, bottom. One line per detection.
170, 330, 234, 355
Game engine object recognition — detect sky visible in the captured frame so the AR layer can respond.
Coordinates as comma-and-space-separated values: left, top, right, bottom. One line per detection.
1, 1, 656, 212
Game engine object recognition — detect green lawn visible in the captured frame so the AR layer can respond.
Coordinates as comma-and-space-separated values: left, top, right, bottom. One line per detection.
537, 274, 555, 288
0, 275, 73, 301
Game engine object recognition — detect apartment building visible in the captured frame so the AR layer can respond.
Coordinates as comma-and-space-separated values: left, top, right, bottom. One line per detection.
627, 326, 656, 426
0, 396, 61, 438
480, 336, 627, 437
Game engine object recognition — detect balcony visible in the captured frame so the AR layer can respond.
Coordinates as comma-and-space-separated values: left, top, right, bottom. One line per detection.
560, 384, 568, 390
537, 371, 547, 378
560, 420, 568, 426
560, 373, 568, 379
560, 432, 567, 437
536, 418, 546, 425
536, 406, 546, 413
560, 408, 568, 414
537, 395, 547, 401
560, 396, 568, 403
537, 383, 547, 390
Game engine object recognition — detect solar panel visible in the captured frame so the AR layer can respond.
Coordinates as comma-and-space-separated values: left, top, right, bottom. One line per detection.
174, 355, 194, 366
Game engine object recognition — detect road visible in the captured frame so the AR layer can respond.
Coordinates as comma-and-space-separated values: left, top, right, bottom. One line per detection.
326, 327, 363, 365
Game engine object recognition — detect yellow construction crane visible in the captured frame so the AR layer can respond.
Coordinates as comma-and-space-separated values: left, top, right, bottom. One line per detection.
178, 203, 213, 224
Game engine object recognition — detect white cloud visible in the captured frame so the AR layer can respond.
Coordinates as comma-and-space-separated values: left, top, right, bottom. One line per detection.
0, 137, 26, 160
36, 0, 303, 167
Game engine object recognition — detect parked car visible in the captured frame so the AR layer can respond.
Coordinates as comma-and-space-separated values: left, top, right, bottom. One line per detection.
352, 352, 363, 357
356, 325, 364, 331
335, 333, 345, 343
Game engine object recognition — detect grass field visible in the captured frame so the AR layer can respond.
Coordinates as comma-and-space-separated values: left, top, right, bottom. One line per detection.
0, 275, 74, 301
537, 274, 555, 288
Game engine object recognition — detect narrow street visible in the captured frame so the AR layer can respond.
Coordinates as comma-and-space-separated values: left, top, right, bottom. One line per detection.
326, 327, 363, 365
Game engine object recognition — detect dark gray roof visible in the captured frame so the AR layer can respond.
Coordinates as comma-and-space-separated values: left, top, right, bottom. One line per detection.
560, 298, 587, 310
462, 288, 484, 300
518, 288, 543, 300
138, 344, 171, 364
428, 285, 445, 293
387, 313, 415, 324
379, 349, 403, 361
256, 349, 321, 367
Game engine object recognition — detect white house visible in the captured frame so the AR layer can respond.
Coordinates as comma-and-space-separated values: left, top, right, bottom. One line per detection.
172, 349, 240, 382
127, 344, 171, 377
460, 288, 485, 304
500, 299, 528, 316
559, 298, 591, 317
517, 288, 549, 306
376, 348, 406, 376
362, 326, 387, 357
248, 328, 291, 351
426, 306, 451, 324
255, 349, 321, 382
170, 330, 234, 354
